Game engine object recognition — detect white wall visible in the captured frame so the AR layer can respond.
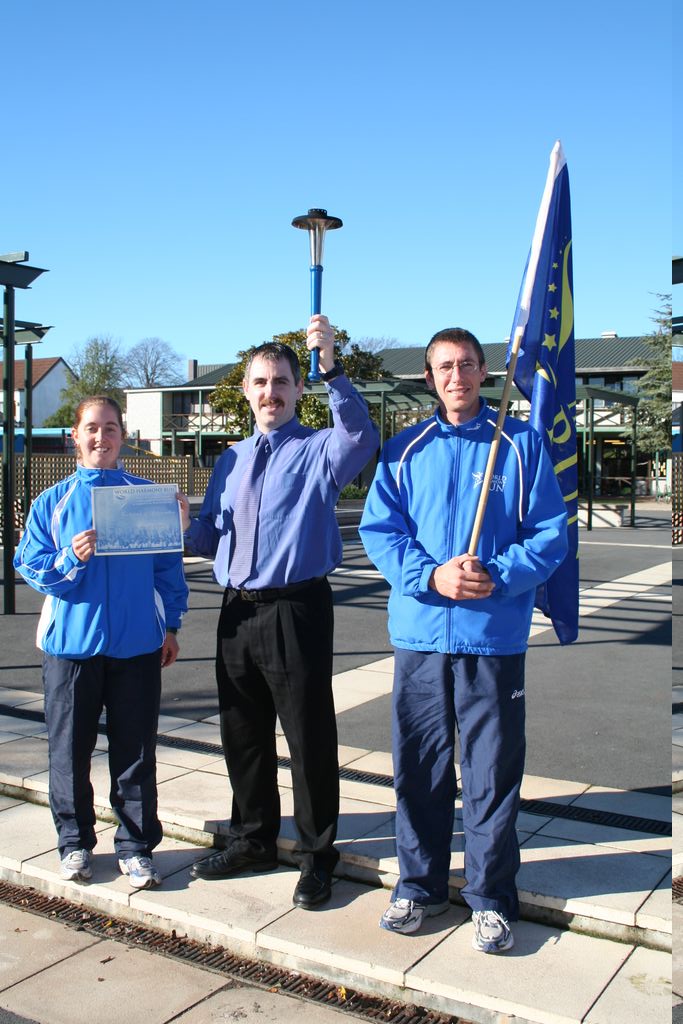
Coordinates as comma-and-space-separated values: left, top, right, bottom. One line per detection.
32, 363, 72, 426
14, 362, 73, 426
125, 391, 164, 455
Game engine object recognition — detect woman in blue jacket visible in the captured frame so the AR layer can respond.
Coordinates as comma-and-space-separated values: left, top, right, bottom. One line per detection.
14, 396, 188, 890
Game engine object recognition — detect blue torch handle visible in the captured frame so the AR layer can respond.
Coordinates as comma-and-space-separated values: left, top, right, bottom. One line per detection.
308, 265, 323, 381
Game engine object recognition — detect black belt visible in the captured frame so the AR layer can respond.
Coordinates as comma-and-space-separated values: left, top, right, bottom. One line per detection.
225, 576, 325, 603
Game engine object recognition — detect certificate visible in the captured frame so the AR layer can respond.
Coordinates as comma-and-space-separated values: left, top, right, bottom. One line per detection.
91, 483, 184, 555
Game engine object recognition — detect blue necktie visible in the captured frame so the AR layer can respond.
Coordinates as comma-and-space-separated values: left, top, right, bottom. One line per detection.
229, 435, 271, 587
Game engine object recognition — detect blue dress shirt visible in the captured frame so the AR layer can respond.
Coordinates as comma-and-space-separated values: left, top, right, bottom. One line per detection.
185, 375, 379, 588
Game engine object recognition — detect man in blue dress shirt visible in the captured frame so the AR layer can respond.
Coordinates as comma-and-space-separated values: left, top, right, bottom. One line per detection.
180, 316, 378, 908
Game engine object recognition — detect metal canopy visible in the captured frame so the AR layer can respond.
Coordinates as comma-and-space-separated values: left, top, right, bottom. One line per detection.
304, 377, 639, 411
0, 262, 47, 289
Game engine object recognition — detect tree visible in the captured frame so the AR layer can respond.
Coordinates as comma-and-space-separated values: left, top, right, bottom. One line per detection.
124, 337, 185, 388
634, 295, 672, 455
43, 336, 126, 426
209, 326, 388, 438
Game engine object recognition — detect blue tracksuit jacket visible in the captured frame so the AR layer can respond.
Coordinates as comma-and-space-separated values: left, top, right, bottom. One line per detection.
14, 464, 188, 659
359, 401, 568, 655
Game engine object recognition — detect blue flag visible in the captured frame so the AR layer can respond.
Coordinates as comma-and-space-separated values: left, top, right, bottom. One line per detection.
506, 141, 578, 645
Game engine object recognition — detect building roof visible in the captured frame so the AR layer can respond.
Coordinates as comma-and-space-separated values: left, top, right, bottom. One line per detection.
0, 356, 70, 390
187, 364, 237, 387
378, 336, 653, 378
136, 334, 654, 394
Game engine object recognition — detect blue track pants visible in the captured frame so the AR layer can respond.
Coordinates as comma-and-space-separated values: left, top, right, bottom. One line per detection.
392, 647, 526, 920
43, 651, 163, 859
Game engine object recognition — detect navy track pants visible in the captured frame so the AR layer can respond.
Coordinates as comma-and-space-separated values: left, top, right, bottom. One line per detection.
392, 647, 526, 920
42, 651, 163, 859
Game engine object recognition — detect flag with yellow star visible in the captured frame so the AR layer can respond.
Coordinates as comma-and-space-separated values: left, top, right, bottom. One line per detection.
506, 141, 578, 645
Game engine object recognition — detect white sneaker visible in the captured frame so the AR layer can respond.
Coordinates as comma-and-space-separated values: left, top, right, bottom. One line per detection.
60, 849, 93, 882
471, 910, 514, 953
118, 855, 161, 890
379, 897, 450, 935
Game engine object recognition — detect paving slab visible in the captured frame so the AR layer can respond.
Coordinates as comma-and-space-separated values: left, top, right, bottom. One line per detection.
276, 788, 395, 849
516, 833, 670, 927
405, 919, 633, 1024
155, 768, 233, 831
636, 871, 672, 933
341, 750, 394, 775
534, 814, 671, 856
156, 743, 226, 772
584, 945, 671, 1023
0, 735, 49, 784
156, 713, 197, 734
0, 801, 71, 871
336, 810, 399, 866
260, 878, 468, 988
338, 774, 397, 807
0, 937, 226, 1024
673, 903, 683, 999
0, 687, 44, 708
172, 984, 358, 1023
131, 861, 300, 948
0, 713, 47, 737
160, 720, 223, 746
25, 828, 203, 909
0, 730, 29, 746
570, 786, 671, 822
0, 902, 100, 989
519, 774, 590, 803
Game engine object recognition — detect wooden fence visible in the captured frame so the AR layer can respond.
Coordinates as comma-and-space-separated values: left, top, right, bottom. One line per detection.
1, 455, 213, 532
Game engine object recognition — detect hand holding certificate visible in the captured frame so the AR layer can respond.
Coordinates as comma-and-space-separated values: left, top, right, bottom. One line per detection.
91, 483, 184, 555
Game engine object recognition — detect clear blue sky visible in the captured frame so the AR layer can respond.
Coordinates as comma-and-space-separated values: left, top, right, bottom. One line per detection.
4, 0, 672, 372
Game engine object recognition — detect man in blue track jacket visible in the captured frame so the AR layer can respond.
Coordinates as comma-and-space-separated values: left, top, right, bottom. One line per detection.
359, 327, 568, 953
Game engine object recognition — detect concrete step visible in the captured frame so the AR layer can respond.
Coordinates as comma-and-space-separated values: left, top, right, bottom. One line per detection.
0, 796, 671, 1024
0, 694, 673, 1024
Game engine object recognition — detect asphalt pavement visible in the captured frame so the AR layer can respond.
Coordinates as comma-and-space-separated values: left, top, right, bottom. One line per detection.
178, 502, 673, 791
0, 501, 671, 794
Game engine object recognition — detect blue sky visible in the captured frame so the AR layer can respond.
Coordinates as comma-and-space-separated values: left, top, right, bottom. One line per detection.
3, 0, 672, 371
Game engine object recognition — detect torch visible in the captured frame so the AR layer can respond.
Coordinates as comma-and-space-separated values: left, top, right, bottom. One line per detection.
291, 208, 343, 381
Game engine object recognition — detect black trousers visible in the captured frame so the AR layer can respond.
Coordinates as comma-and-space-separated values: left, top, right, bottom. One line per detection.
216, 577, 340, 872
43, 651, 163, 858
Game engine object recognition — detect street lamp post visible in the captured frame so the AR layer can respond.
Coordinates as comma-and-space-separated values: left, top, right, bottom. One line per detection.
16, 324, 51, 515
1, 254, 48, 614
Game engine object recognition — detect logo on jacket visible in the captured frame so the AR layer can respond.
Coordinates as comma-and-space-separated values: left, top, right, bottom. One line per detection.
472, 471, 507, 492
511, 689, 525, 700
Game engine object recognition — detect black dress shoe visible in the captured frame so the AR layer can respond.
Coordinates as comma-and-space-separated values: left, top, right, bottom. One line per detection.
292, 868, 332, 908
190, 844, 278, 880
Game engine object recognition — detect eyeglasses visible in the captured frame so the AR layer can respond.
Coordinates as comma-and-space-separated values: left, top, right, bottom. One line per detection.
433, 360, 482, 376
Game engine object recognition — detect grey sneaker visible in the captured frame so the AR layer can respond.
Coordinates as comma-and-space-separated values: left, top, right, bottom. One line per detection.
471, 910, 514, 953
118, 855, 161, 890
379, 897, 450, 935
60, 849, 92, 882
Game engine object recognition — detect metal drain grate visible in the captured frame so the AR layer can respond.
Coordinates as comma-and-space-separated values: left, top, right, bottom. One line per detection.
673, 877, 683, 902
0, 702, 671, 834
0, 880, 469, 1024
518, 798, 671, 837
